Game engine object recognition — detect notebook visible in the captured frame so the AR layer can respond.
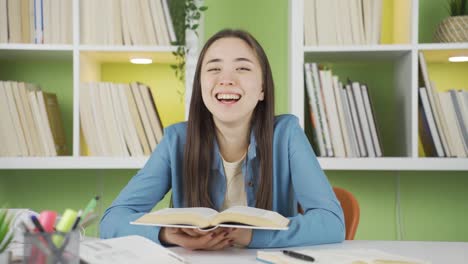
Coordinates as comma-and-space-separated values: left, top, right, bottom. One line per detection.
256, 249, 431, 264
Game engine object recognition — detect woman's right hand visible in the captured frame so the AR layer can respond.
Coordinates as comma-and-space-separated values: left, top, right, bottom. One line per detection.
159, 227, 234, 250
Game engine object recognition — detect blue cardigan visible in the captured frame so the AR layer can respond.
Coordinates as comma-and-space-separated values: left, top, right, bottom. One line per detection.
100, 114, 345, 248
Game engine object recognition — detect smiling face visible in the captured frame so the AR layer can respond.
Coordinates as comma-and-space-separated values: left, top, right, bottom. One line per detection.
200, 37, 264, 126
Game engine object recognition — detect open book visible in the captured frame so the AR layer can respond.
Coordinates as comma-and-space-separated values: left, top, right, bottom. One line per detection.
131, 206, 290, 231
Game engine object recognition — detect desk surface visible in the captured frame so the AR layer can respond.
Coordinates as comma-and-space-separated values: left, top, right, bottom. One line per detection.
171, 240, 468, 264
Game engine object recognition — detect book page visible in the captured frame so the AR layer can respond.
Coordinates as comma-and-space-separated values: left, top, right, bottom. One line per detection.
131, 208, 218, 228
213, 206, 289, 229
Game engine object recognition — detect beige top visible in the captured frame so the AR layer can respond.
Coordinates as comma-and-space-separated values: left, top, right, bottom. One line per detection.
220, 153, 247, 211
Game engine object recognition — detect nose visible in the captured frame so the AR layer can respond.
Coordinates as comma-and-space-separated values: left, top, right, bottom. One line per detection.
218, 79, 235, 86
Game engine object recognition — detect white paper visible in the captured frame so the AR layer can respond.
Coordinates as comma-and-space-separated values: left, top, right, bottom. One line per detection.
80, 236, 187, 264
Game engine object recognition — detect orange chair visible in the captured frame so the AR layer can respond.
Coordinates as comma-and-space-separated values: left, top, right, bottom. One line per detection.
332, 187, 360, 240
298, 186, 360, 240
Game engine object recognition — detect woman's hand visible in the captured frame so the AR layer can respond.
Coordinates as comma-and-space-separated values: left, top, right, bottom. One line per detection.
226, 228, 252, 247
159, 227, 235, 250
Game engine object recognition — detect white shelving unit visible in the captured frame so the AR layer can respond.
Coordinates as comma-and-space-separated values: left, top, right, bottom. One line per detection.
1, 157, 468, 170
289, 0, 468, 170
0, 0, 202, 170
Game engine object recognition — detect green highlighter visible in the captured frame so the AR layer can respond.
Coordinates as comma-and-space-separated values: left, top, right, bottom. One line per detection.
52, 209, 78, 247
82, 196, 100, 221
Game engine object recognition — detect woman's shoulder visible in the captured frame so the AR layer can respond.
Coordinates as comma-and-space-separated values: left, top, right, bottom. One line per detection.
274, 114, 300, 130
162, 121, 188, 139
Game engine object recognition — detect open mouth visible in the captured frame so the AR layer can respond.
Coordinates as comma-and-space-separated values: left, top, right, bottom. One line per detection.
216, 93, 242, 103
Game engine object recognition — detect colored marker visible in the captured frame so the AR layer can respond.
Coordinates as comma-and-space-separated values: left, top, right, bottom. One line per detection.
52, 209, 77, 247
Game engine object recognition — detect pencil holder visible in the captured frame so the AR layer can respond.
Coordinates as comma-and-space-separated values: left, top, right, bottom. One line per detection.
23, 230, 80, 264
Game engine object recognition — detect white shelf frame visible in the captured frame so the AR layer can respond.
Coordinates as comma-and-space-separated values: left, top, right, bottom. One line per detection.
1, 157, 467, 170
288, 0, 468, 170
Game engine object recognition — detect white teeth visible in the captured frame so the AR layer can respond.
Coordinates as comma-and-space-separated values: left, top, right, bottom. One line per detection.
216, 93, 241, 100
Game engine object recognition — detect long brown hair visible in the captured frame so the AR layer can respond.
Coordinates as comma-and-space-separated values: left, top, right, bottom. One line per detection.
183, 29, 275, 210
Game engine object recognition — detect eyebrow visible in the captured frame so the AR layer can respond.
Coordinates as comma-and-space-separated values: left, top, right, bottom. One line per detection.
205, 57, 254, 64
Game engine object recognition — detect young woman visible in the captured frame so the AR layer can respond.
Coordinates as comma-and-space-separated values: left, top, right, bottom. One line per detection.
100, 29, 344, 250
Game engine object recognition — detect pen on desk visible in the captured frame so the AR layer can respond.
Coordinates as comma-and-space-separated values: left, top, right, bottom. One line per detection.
282, 250, 315, 262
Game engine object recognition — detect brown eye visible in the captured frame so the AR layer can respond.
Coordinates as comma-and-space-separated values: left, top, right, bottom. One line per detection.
207, 68, 220, 72
237, 67, 251, 71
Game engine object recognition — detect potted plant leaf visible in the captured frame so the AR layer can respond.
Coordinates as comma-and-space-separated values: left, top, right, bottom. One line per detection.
434, 0, 468, 42
0, 208, 13, 263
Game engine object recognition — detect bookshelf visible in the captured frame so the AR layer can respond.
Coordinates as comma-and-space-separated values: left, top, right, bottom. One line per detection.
0, 0, 201, 169
289, 0, 468, 170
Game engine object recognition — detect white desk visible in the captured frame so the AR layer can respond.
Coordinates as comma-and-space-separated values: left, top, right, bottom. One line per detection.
171, 240, 468, 264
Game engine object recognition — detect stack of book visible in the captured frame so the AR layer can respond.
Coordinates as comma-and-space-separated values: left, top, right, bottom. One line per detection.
0, 0, 72, 44
80, 82, 164, 156
304, 0, 382, 46
418, 52, 468, 158
0, 81, 67, 156
80, 0, 176, 45
304, 63, 383, 157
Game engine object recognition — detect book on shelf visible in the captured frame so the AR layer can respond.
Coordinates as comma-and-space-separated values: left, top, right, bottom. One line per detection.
418, 52, 450, 157
303, 63, 383, 157
0, 0, 72, 44
333, 76, 353, 157
131, 82, 157, 151
450, 90, 468, 154
437, 91, 467, 158
361, 84, 383, 157
345, 83, 366, 157
419, 87, 444, 157
351, 81, 375, 157
320, 69, 346, 157
138, 83, 164, 144
340, 84, 359, 157
304, 63, 325, 156
0, 80, 67, 157
304, 63, 334, 157
418, 52, 468, 158
457, 90, 468, 153
80, 82, 164, 157
80, 0, 176, 45
131, 206, 290, 231
303, 0, 383, 46
39, 91, 67, 155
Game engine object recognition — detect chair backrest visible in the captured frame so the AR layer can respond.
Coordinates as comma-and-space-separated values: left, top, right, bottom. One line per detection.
297, 186, 360, 240
333, 186, 360, 240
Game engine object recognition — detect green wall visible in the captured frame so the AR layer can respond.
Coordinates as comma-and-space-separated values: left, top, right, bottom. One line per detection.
204, 0, 289, 114
419, 0, 452, 43
329, 172, 468, 241
1, 0, 468, 242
